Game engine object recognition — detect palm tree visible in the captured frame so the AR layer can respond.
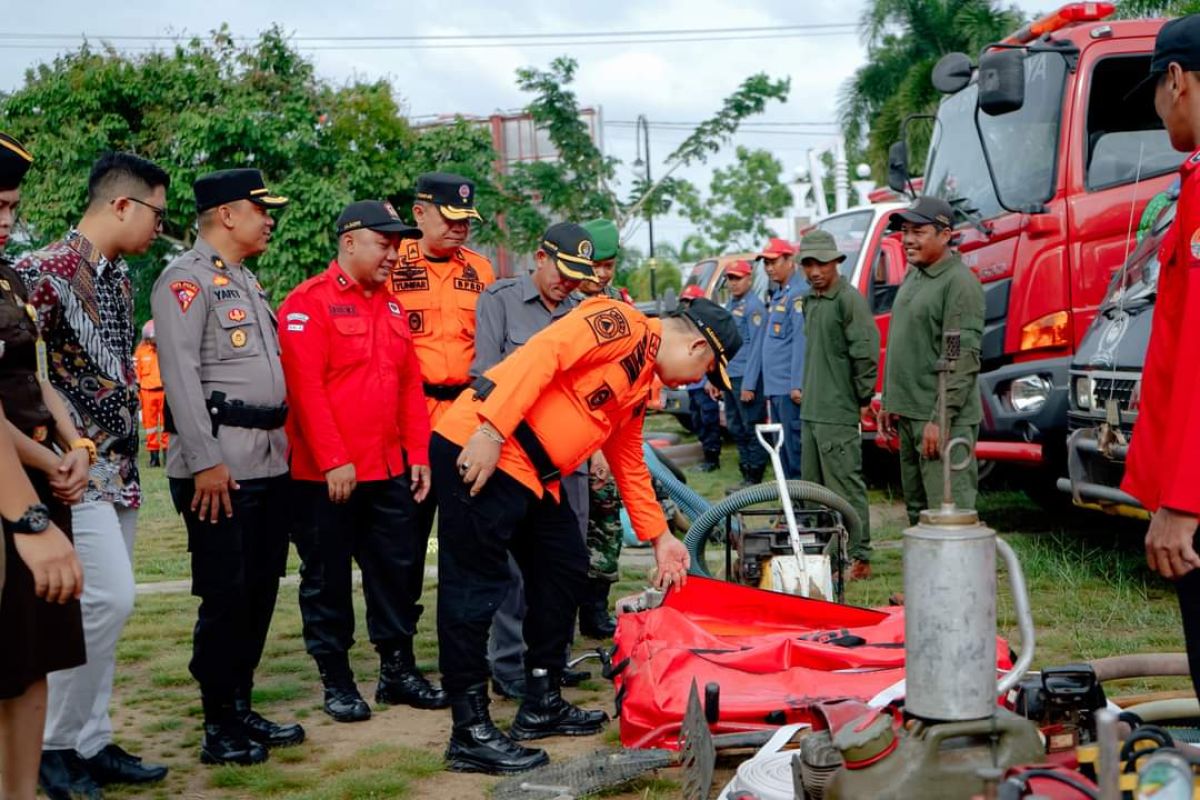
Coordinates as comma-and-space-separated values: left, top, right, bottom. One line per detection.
840, 0, 1024, 180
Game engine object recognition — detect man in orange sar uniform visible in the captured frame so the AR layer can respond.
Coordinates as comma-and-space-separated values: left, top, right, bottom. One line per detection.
134, 320, 168, 467
430, 272, 742, 775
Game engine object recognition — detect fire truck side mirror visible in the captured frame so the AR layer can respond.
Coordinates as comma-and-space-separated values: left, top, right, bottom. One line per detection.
978, 49, 1026, 116
887, 141, 910, 194
932, 52, 973, 95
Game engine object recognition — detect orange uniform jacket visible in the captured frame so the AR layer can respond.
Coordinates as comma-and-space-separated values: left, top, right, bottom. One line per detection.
435, 297, 669, 542
134, 341, 163, 390
279, 262, 431, 482
1123, 148, 1200, 514
388, 240, 495, 425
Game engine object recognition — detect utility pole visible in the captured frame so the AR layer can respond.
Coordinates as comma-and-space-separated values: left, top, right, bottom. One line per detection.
634, 114, 657, 307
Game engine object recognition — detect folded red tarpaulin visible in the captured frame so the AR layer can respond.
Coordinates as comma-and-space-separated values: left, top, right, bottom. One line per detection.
612, 576, 1013, 750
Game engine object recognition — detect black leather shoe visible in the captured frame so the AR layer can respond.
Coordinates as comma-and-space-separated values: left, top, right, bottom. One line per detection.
200, 722, 269, 766
559, 667, 591, 687
375, 646, 449, 709
510, 668, 608, 741
316, 653, 371, 722
445, 685, 548, 774
696, 459, 720, 473
83, 743, 168, 786
324, 683, 371, 722
39, 749, 102, 800
491, 674, 526, 702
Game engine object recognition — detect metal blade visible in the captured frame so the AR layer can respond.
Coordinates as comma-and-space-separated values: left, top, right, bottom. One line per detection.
680, 679, 717, 800
490, 748, 674, 800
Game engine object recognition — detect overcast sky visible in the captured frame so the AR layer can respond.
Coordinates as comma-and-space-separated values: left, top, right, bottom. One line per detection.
0, 0, 1053, 252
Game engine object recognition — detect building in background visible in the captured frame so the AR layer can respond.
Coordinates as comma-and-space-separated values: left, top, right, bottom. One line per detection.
412, 107, 604, 277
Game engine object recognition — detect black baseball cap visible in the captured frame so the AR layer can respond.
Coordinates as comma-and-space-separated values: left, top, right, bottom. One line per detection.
194, 168, 288, 212
0, 133, 32, 191
674, 297, 742, 391
540, 221, 596, 281
336, 200, 422, 238
887, 195, 954, 231
415, 172, 482, 222
1127, 15, 1200, 99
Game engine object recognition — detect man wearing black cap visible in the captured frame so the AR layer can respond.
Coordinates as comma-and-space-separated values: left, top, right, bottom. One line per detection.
471, 222, 591, 701
1119, 14, 1200, 700
279, 201, 446, 723
389, 171, 495, 675
431, 284, 739, 773
878, 196, 984, 523
151, 168, 303, 766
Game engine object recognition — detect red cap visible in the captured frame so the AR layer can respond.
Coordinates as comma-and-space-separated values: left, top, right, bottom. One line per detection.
680, 285, 705, 300
725, 259, 753, 278
758, 237, 797, 258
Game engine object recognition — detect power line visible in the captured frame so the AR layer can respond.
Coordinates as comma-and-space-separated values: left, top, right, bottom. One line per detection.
0, 22, 859, 43
0, 29, 859, 53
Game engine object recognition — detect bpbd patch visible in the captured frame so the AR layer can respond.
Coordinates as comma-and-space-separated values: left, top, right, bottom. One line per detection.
585, 308, 631, 344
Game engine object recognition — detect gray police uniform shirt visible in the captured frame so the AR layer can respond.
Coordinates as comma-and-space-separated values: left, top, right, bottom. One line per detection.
471, 274, 586, 477
150, 236, 288, 481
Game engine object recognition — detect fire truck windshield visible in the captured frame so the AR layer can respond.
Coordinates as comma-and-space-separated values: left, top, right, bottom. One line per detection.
925, 51, 1068, 221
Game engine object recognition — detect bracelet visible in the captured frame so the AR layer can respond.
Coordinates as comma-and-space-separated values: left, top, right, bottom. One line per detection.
71, 437, 98, 464
476, 425, 505, 445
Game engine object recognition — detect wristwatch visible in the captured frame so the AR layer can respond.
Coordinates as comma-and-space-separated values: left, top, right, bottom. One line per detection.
8, 503, 50, 534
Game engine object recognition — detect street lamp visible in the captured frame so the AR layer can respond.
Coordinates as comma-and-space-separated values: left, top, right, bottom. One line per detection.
634, 114, 657, 304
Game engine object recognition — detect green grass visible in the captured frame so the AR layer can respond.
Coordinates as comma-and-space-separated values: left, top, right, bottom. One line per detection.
101, 423, 1194, 798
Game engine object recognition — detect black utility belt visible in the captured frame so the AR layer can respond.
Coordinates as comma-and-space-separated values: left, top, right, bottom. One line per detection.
423, 382, 470, 401
163, 391, 287, 436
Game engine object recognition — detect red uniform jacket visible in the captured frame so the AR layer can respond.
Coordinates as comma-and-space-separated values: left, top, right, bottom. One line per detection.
1122, 148, 1200, 514
280, 261, 431, 482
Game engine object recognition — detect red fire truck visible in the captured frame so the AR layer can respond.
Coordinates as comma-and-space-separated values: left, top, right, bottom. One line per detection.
884, 2, 1178, 502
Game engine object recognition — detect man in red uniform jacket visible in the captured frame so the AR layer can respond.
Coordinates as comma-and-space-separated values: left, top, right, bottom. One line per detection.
1121, 14, 1200, 695
279, 200, 443, 724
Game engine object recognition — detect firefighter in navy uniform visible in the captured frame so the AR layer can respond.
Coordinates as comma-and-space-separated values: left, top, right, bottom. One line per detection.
151, 169, 304, 767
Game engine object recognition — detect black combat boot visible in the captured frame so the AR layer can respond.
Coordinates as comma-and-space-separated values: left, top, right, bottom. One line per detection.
199, 696, 268, 766
148, 450, 160, 467
315, 653, 371, 722
445, 684, 549, 774
509, 668, 609, 741
578, 579, 617, 639
375, 639, 449, 709
746, 464, 766, 484
233, 686, 306, 748
697, 451, 721, 472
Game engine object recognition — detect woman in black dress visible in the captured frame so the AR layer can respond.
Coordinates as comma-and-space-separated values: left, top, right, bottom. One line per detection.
0, 132, 88, 800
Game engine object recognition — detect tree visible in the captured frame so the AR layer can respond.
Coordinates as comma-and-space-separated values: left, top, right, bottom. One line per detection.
839, 0, 1024, 180
681, 147, 792, 252
0, 27, 498, 321
1116, 0, 1200, 14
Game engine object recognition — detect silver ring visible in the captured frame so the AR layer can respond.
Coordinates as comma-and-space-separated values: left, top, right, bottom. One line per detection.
459, 462, 470, 472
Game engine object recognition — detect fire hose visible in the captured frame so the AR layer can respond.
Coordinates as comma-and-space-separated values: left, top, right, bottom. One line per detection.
683, 481, 863, 578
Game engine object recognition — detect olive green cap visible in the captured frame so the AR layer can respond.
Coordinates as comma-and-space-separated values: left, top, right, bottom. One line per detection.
582, 219, 620, 261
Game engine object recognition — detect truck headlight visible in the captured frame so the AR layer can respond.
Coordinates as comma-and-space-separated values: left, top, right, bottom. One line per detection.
1008, 375, 1053, 413
1073, 375, 1093, 411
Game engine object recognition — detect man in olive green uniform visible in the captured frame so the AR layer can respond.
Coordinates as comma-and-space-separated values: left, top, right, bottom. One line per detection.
878, 197, 985, 524
798, 230, 879, 579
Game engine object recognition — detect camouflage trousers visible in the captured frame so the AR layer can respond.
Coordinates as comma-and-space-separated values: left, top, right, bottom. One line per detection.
587, 474, 681, 582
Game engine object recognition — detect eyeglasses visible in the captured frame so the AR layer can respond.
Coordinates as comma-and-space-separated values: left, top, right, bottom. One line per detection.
119, 197, 167, 229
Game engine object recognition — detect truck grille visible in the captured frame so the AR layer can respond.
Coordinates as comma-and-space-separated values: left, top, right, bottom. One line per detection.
1091, 377, 1137, 414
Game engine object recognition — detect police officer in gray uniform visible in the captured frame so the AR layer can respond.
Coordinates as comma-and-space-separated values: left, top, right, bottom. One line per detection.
470, 222, 592, 701
151, 169, 304, 767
